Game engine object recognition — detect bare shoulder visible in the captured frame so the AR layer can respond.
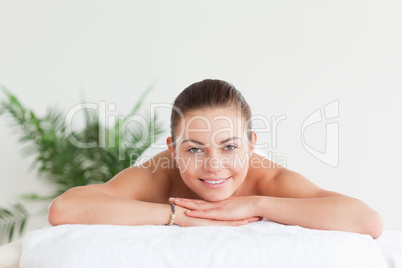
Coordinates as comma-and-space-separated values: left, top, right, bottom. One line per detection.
246, 152, 283, 195
99, 149, 176, 203
251, 153, 342, 198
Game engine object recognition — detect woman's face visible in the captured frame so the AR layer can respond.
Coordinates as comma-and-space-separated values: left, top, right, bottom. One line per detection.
167, 107, 256, 201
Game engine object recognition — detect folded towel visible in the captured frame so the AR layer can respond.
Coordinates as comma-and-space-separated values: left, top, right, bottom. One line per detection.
375, 230, 402, 268
0, 239, 22, 268
20, 219, 388, 268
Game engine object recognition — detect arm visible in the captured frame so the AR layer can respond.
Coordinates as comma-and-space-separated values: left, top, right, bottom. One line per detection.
48, 166, 174, 226
48, 186, 174, 226
255, 169, 383, 239
48, 151, 259, 227
174, 169, 383, 238
254, 195, 383, 238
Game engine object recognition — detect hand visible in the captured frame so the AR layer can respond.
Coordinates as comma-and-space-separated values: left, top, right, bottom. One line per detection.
170, 196, 262, 223
168, 197, 262, 227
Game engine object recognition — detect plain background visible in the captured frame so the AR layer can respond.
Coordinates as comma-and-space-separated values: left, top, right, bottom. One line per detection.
0, 0, 401, 235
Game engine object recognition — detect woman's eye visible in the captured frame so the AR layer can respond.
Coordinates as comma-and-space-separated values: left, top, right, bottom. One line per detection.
224, 144, 237, 151
188, 147, 202, 153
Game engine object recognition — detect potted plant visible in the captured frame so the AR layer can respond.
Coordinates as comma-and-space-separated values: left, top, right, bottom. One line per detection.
0, 85, 163, 245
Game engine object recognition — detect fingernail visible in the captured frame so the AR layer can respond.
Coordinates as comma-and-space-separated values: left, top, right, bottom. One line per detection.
169, 197, 175, 201
174, 198, 181, 202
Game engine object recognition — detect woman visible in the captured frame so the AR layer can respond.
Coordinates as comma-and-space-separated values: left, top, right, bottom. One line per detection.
48, 79, 383, 239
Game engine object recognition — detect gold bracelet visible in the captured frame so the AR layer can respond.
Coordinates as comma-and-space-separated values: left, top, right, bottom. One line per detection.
167, 201, 175, 226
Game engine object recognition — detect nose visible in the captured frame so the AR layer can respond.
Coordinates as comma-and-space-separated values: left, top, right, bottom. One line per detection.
204, 153, 225, 172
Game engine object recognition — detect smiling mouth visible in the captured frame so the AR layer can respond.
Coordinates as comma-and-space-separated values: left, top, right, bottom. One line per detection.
199, 176, 231, 184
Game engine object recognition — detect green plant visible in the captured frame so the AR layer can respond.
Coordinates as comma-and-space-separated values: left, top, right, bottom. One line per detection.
0, 203, 28, 245
0, 85, 164, 245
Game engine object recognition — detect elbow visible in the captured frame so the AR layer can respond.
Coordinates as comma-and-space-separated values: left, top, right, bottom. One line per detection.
364, 210, 383, 239
48, 186, 89, 225
48, 197, 66, 226
351, 198, 383, 239
48, 187, 79, 226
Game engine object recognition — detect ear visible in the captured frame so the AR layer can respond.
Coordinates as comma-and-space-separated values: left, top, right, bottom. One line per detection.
166, 136, 176, 159
249, 132, 257, 155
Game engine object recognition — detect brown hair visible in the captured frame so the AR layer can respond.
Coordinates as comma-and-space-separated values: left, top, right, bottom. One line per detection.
170, 79, 252, 145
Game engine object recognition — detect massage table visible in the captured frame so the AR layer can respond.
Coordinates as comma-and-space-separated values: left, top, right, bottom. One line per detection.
0, 219, 401, 268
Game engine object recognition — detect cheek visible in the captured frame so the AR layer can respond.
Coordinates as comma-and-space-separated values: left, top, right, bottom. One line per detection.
229, 164, 247, 179
228, 150, 250, 171
177, 156, 200, 183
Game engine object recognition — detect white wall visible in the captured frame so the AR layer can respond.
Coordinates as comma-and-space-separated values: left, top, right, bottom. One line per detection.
0, 0, 401, 232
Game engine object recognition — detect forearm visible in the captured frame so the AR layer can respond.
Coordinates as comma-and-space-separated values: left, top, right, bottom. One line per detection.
254, 195, 383, 238
48, 187, 172, 226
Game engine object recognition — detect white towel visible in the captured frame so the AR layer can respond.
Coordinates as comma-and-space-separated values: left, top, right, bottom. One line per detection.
375, 230, 402, 268
20, 219, 388, 268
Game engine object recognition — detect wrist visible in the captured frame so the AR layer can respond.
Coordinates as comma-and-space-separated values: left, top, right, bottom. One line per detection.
173, 205, 186, 226
166, 201, 176, 226
253, 195, 271, 218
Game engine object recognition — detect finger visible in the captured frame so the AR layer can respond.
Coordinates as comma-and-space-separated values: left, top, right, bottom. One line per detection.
185, 209, 221, 219
174, 200, 220, 210
245, 216, 263, 223
180, 198, 208, 204
173, 198, 213, 205
169, 197, 209, 204
202, 219, 248, 226
224, 220, 248, 226
168, 202, 207, 215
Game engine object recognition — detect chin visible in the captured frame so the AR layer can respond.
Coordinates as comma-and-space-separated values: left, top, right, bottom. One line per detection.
201, 192, 233, 202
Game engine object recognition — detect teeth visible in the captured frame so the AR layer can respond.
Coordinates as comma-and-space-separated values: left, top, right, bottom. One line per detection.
204, 179, 225, 184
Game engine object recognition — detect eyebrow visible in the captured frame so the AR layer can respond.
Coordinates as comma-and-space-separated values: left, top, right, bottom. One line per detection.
181, 137, 240, 146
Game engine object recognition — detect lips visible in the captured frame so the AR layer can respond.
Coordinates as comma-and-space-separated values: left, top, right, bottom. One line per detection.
199, 176, 231, 189
199, 176, 231, 182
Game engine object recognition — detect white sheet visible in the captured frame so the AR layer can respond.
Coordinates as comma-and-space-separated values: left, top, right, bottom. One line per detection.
20, 219, 388, 268
375, 230, 402, 268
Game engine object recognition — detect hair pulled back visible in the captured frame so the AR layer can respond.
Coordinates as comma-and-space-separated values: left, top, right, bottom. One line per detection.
170, 79, 252, 144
